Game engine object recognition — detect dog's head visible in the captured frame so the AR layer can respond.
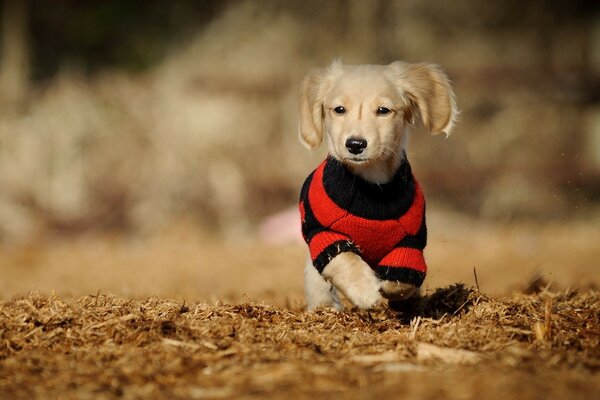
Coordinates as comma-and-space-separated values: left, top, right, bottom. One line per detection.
298, 61, 457, 182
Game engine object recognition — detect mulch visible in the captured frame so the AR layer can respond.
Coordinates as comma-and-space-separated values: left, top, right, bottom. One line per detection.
1, 285, 599, 399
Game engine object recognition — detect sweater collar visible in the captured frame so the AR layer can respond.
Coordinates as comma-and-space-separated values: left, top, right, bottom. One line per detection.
321, 155, 416, 220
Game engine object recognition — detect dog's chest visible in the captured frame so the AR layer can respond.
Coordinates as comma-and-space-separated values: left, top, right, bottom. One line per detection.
329, 214, 407, 265
308, 159, 424, 265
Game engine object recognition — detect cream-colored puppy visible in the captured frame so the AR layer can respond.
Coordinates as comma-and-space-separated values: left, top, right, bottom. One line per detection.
299, 61, 457, 310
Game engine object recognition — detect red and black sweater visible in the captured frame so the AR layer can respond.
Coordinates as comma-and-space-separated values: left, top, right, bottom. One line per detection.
299, 156, 427, 287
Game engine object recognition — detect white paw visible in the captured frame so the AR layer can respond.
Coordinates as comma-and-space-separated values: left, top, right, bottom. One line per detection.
342, 272, 381, 309
322, 252, 382, 309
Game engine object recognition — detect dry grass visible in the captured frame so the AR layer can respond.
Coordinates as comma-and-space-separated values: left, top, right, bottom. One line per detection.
1, 287, 598, 399
1, 214, 599, 398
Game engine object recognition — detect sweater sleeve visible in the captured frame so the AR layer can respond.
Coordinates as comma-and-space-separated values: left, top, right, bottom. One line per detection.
373, 214, 427, 287
299, 172, 361, 273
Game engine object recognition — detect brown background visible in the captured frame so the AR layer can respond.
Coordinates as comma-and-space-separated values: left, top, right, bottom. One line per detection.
0, 0, 599, 299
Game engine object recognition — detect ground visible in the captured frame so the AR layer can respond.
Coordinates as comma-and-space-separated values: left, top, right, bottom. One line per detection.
1, 211, 599, 399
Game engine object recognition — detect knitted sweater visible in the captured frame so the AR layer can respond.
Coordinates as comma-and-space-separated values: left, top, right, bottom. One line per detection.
299, 156, 427, 287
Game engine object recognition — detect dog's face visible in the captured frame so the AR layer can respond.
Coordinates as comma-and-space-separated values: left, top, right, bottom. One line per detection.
323, 65, 409, 171
299, 61, 457, 182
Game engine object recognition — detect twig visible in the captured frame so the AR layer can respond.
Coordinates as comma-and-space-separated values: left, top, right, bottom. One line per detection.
534, 298, 553, 342
452, 298, 471, 316
473, 267, 480, 292
93, 289, 100, 307
544, 297, 553, 339
410, 316, 421, 340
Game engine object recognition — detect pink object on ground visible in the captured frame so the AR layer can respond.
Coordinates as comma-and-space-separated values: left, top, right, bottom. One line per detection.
258, 207, 303, 244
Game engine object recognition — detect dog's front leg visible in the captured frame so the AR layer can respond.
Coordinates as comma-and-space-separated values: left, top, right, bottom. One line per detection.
322, 252, 382, 309
304, 257, 344, 311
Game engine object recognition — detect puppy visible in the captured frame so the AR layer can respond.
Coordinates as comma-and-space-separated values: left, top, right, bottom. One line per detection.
298, 61, 457, 310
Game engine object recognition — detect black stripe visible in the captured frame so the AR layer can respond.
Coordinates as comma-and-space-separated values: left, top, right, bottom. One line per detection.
300, 171, 327, 242
374, 266, 425, 287
301, 198, 327, 242
313, 240, 361, 273
396, 213, 427, 249
299, 170, 315, 201
322, 156, 415, 220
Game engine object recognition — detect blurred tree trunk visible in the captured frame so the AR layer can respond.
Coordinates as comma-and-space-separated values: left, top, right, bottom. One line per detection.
0, 0, 30, 107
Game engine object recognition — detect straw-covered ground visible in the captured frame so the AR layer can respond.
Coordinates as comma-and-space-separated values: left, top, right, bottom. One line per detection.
1, 213, 599, 399
1, 285, 599, 399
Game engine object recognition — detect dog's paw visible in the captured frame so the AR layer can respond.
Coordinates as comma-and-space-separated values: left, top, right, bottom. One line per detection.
380, 280, 419, 300
343, 273, 381, 309
322, 252, 382, 309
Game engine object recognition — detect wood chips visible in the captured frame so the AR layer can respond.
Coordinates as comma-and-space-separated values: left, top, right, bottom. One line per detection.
1, 285, 599, 399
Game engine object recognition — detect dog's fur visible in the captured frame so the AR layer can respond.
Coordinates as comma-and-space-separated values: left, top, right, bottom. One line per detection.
299, 60, 457, 310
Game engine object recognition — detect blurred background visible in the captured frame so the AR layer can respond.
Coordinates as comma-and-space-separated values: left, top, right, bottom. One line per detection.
1, 0, 599, 301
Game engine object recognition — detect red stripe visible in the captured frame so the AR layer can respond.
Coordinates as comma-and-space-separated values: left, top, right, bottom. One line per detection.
309, 231, 350, 260
399, 181, 425, 236
330, 217, 404, 265
378, 247, 426, 273
307, 161, 348, 227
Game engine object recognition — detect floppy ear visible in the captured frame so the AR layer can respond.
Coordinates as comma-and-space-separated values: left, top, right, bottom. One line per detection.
298, 62, 341, 150
388, 62, 458, 136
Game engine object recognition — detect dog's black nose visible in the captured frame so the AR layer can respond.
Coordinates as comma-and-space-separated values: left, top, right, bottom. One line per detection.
345, 137, 367, 155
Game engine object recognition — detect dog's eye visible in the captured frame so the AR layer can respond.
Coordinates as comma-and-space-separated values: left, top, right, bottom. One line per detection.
377, 107, 392, 115
333, 106, 346, 114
